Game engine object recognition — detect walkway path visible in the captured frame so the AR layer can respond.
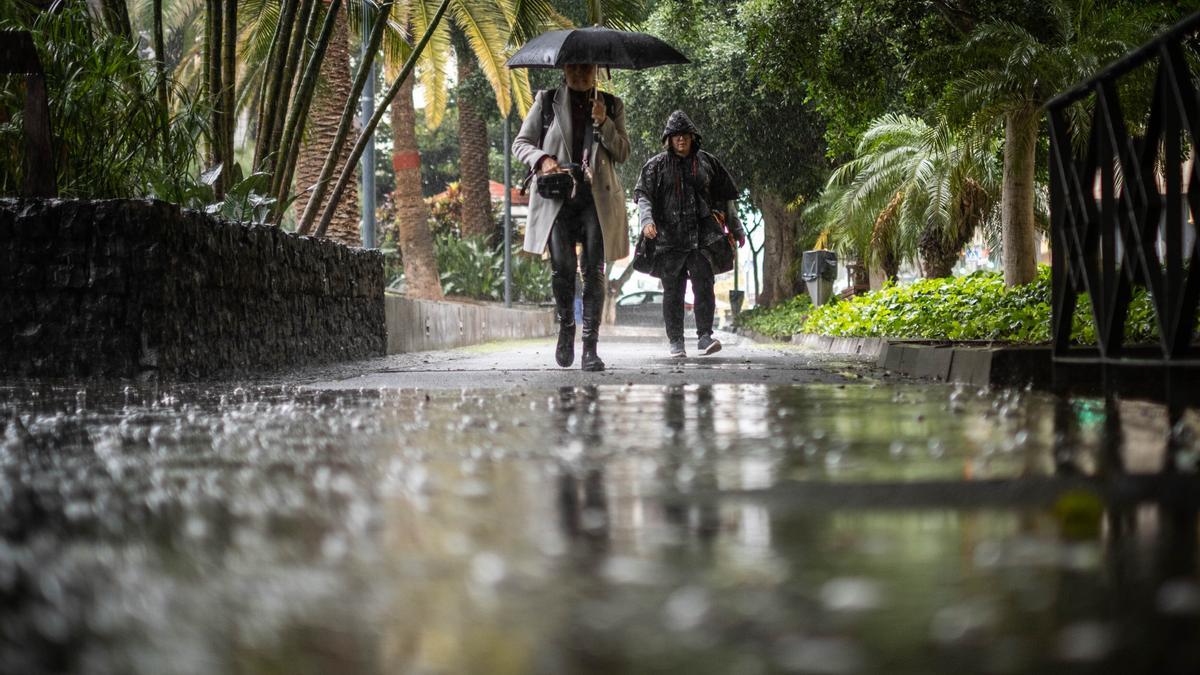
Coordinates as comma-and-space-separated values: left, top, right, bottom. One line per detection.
5, 327, 1195, 674
307, 326, 890, 390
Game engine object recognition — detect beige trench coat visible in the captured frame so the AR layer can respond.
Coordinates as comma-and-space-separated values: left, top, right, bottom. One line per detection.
511, 84, 630, 263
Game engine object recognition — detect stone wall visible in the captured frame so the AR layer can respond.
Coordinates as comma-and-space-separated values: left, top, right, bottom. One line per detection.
1, 199, 385, 379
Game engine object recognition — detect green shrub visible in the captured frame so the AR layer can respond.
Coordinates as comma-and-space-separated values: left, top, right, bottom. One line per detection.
432, 234, 553, 303
511, 251, 553, 303
383, 229, 553, 303
737, 293, 813, 338
437, 234, 504, 300
0, 2, 207, 200
800, 267, 1164, 344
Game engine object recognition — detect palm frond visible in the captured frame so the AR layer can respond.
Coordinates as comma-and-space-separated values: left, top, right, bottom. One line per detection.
379, 4, 415, 74
451, 0, 513, 115
509, 66, 533, 118
412, 0, 452, 129
502, 0, 571, 45
587, 0, 644, 31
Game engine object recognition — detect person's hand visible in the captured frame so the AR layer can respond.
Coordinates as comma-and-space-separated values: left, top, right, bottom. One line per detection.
538, 156, 560, 175
591, 94, 607, 126
643, 222, 657, 239
736, 233, 746, 248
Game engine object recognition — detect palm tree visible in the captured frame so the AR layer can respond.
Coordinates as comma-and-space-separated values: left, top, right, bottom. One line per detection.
949, 0, 1153, 285
816, 114, 1002, 281
453, 28, 502, 238
293, 5, 361, 246
133, 0, 411, 234
390, 74, 444, 298
386, 0, 544, 297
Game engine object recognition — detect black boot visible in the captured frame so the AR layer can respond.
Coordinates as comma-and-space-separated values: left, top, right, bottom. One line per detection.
581, 339, 605, 372
580, 263, 605, 355
551, 266, 577, 368
556, 321, 576, 368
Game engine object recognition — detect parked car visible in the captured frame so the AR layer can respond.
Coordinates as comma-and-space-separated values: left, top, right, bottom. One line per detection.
615, 290, 717, 329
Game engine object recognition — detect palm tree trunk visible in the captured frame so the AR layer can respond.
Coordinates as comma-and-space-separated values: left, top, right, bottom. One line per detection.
920, 178, 987, 278
755, 190, 798, 308
391, 75, 444, 299
253, 0, 300, 171
1001, 105, 1039, 286
273, 0, 352, 216
99, 0, 133, 39
293, 7, 361, 246
871, 190, 902, 282
456, 53, 494, 239
269, 0, 317, 174
152, 0, 168, 160
307, 0, 451, 239
221, 0, 236, 187
205, 0, 224, 196
919, 227, 959, 278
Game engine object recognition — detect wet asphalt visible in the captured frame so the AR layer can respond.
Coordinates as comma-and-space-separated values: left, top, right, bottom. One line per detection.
2, 327, 1199, 674
304, 327, 887, 390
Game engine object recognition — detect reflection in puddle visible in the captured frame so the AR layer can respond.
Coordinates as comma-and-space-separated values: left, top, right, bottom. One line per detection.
0, 382, 1197, 673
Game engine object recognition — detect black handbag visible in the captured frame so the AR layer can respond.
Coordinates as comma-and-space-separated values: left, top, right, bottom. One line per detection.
632, 233, 657, 276
535, 170, 576, 199
703, 210, 736, 275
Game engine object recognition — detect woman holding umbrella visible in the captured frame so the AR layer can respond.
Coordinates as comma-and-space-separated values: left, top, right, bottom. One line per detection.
511, 64, 629, 372
509, 27, 688, 372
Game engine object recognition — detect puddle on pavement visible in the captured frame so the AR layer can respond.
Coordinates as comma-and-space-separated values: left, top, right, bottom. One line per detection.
1, 382, 1198, 674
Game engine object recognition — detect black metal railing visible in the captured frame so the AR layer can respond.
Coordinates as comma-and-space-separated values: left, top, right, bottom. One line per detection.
1046, 12, 1200, 365
0, 30, 56, 197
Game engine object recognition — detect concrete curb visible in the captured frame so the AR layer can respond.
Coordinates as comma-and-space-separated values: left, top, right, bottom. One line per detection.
386, 295, 554, 354
791, 333, 1052, 387
735, 329, 793, 345
792, 333, 887, 359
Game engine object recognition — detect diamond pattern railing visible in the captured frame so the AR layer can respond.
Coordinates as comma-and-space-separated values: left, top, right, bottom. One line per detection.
1046, 12, 1200, 365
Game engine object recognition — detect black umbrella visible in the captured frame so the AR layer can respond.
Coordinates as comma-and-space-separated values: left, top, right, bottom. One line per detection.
505, 26, 688, 70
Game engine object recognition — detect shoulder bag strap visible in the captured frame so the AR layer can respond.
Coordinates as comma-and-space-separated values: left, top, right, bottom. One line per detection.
521, 90, 557, 194
538, 89, 556, 149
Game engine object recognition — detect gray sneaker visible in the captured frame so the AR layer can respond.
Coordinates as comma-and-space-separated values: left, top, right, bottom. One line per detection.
669, 339, 686, 358
697, 335, 722, 355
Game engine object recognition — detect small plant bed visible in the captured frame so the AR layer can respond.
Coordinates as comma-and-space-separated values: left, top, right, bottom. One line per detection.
799, 267, 1164, 345
736, 294, 813, 339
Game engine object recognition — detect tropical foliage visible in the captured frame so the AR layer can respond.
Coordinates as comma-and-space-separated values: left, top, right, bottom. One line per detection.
747, 0, 1175, 289
944, 0, 1157, 285
800, 268, 1162, 345
736, 294, 813, 339
616, 0, 827, 306
0, 1, 206, 200
430, 234, 551, 302
809, 114, 1003, 281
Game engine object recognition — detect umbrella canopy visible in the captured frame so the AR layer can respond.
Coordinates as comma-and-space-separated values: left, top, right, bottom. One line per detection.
506, 26, 688, 70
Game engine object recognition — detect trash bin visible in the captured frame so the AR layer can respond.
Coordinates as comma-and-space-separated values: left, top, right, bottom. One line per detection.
728, 289, 745, 318
801, 250, 838, 305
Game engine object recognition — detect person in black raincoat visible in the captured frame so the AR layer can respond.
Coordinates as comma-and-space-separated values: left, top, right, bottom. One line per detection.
634, 110, 745, 357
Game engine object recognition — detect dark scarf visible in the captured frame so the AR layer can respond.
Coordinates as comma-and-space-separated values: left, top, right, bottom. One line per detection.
568, 88, 590, 163
667, 149, 702, 231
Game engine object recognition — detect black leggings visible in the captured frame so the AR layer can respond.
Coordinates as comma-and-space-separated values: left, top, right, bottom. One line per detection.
661, 251, 715, 341
549, 201, 606, 342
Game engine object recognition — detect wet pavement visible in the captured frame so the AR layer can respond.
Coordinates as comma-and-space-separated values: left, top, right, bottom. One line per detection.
2, 329, 1199, 674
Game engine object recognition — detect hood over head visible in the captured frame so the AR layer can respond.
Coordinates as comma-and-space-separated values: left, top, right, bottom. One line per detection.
661, 110, 702, 145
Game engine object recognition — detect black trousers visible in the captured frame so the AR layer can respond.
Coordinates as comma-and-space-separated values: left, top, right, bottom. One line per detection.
661, 250, 715, 341
549, 197, 605, 343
